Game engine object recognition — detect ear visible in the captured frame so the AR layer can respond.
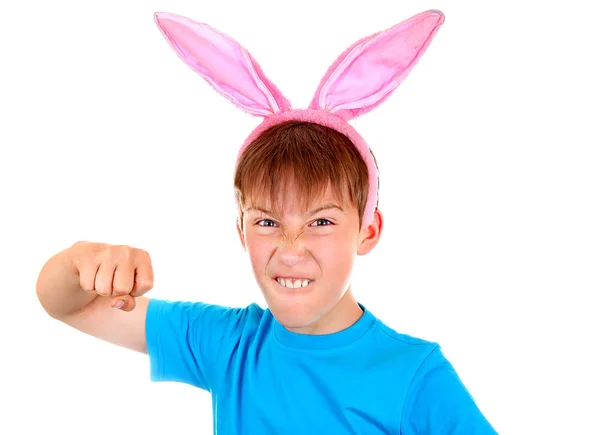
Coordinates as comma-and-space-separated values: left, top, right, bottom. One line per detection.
236, 216, 247, 251
309, 10, 444, 121
154, 12, 292, 116
357, 208, 383, 256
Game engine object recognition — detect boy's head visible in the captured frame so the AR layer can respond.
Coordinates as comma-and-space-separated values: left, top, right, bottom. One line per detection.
234, 121, 383, 332
154, 9, 444, 332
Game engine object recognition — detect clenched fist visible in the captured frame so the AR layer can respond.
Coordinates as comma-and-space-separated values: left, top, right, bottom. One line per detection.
70, 241, 154, 311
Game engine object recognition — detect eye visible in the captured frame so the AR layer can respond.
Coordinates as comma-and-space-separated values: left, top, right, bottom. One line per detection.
257, 219, 278, 227
311, 218, 333, 227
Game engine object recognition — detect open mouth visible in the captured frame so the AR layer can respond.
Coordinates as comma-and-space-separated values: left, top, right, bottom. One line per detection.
274, 277, 313, 289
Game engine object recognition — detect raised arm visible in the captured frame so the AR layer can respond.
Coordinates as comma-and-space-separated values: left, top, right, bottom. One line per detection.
36, 241, 154, 353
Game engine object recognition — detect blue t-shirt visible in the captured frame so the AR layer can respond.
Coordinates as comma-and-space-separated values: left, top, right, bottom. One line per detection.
146, 299, 497, 434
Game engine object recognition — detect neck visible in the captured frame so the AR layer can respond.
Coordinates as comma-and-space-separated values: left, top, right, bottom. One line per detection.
284, 288, 364, 335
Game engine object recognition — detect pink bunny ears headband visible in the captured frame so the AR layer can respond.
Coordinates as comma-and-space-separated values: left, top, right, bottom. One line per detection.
154, 10, 445, 230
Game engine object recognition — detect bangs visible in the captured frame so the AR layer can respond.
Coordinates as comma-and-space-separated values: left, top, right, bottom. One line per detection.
234, 121, 369, 224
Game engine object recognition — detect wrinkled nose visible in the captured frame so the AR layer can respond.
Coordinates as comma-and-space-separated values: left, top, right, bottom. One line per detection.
277, 234, 306, 267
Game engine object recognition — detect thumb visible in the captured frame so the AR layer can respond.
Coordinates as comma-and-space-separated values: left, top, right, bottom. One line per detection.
110, 294, 137, 312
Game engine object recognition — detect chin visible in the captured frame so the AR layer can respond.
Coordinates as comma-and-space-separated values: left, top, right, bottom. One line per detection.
259, 277, 339, 330
263, 293, 322, 329
268, 301, 317, 328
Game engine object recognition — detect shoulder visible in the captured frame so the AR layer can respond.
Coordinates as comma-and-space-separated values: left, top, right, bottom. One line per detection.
376, 320, 438, 348
354, 309, 448, 392
147, 298, 268, 339
370, 314, 442, 367
366, 314, 498, 432
148, 298, 265, 319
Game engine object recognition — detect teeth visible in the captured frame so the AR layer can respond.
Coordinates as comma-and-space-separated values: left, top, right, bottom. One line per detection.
276, 277, 311, 289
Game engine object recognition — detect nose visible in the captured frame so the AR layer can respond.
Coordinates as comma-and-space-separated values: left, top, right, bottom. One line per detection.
277, 234, 307, 267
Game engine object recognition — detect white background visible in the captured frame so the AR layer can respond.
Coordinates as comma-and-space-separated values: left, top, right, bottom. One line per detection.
1, 0, 598, 434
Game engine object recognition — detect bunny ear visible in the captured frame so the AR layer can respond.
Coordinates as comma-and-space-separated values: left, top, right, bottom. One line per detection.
154, 12, 291, 117
309, 10, 444, 120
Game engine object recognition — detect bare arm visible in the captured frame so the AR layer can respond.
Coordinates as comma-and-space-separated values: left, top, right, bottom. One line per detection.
61, 295, 150, 354
36, 243, 98, 319
36, 241, 154, 353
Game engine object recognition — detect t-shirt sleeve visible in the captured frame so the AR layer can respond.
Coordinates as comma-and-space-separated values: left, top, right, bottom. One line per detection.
400, 346, 498, 435
145, 298, 252, 391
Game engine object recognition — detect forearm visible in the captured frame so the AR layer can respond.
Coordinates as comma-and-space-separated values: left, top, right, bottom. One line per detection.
36, 242, 98, 319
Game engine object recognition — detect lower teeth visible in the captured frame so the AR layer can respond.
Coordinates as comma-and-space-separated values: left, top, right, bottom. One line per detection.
278, 280, 310, 289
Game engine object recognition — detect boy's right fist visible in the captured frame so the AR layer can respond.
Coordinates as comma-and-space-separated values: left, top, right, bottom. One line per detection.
70, 241, 154, 312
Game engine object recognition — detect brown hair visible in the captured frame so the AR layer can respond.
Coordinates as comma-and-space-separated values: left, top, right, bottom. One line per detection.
234, 120, 377, 230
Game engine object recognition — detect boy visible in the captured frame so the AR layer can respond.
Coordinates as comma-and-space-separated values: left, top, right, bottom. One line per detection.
36, 9, 498, 434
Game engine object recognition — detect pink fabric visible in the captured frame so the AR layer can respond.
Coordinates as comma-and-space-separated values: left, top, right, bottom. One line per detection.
154, 10, 445, 231
309, 10, 444, 121
154, 12, 291, 116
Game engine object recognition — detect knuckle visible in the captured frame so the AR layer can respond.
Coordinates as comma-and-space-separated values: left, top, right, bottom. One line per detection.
139, 278, 154, 289
111, 245, 134, 263
73, 252, 90, 270
95, 287, 111, 297
112, 284, 131, 296
80, 282, 95, 293
137, 249, 152, 266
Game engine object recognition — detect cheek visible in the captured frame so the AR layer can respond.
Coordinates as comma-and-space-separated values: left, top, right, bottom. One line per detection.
245, 236, 271, 270
315, 234, 356, 274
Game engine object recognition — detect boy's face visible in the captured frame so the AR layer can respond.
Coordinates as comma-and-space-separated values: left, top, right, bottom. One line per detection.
237, 184, 382, 334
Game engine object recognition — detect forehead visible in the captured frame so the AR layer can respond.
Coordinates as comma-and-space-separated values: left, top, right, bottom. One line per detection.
245, 184, 349, 215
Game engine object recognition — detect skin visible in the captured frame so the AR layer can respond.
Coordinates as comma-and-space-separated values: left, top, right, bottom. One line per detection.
36, 185, 381, 355
237, 185, 383, 335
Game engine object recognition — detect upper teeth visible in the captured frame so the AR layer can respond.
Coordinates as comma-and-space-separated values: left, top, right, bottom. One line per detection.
277, 277, 311, 289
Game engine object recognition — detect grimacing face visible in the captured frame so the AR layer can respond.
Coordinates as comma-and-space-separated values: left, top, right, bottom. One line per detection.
236, 185, 383, 334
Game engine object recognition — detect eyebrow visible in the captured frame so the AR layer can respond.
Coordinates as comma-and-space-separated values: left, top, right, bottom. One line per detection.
245, 202, 344, 218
